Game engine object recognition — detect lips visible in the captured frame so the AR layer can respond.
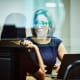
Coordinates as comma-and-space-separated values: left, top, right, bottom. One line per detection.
36, 29, 44, 33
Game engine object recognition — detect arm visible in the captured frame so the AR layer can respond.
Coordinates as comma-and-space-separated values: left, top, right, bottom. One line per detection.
20, 40, 46, 72
32, 68, 45, 80
54, 42, 67, 73
33, 45, 46, 72
57, 42, 67, 61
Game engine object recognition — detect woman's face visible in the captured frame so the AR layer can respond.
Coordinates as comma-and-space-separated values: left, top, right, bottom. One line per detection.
34, 15, 49, 38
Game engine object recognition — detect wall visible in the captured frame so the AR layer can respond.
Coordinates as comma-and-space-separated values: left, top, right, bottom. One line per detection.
0, 0, 80, 54
61, 0, 70, 52
70, 0, 80, 53
0, 0, 24, 37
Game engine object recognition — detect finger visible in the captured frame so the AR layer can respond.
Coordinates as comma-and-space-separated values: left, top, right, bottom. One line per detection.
45, 70, 47, 73
41, 68, 47, 73
44, 65, 47, 68
20, 42, 25, 45
25, 45, 31, 48
54, 64, 58, 67
26, 40, 32, 45
24, 40, 31, 46
56, 67, 60, 73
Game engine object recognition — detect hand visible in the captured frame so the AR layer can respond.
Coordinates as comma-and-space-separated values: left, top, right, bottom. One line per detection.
54, 64, 61, 73
21, 39, 37, 49
39, 64, 47, 73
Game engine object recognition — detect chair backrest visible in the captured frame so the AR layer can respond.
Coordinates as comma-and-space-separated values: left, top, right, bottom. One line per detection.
0, 13, 27, 80
0, 47, 18, 80
63, 60, 80, 80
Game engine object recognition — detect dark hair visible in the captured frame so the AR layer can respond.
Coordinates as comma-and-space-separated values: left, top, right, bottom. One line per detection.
32, 9, 54, 37
1, 25, 26, 40
33, 9, 53, 27
1, 13, 26, 40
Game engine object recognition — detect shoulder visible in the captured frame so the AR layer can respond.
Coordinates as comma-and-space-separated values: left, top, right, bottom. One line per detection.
0, 40, 19, 47
50, 37, 62, 46
51, 37, 62, 42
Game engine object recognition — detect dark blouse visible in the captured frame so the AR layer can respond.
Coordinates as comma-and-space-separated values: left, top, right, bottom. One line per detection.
26, 37, 62, 74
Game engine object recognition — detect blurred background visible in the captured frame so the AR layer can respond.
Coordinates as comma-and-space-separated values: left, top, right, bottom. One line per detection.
0, 0, 80, 54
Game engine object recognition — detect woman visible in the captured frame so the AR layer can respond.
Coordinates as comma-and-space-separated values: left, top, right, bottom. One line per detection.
23, 9, 67, 74
0, 13, 45, 80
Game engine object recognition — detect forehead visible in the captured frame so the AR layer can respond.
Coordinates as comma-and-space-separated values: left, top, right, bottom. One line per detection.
36, 15, 48, 22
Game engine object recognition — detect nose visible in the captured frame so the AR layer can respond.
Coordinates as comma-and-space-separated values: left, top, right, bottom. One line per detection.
38, 25, 42, 28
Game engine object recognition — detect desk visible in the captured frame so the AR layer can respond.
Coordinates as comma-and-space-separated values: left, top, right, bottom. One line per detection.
26, 70, 62, 80
26, 76, 61, 80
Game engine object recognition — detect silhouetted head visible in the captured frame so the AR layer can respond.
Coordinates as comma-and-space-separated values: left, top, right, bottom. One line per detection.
1, 13, 27, 40
1, 25, 26, 40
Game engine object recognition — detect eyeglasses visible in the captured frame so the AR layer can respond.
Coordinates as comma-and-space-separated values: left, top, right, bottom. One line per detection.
34, 21, 49, 27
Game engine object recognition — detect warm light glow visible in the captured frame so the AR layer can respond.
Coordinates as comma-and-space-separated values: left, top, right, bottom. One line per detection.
46, 3, 56, 7
46, 2, 64, 7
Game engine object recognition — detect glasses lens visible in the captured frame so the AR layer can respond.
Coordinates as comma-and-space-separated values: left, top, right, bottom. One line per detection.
35, 21, 48, 27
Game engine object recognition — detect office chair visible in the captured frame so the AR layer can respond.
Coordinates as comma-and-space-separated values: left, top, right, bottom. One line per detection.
63, 60, 80, 80
0, 47, 18, 80
0, 13, 26, 80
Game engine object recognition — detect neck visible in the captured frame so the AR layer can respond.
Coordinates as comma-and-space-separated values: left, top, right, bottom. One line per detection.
32, 36, 51, 44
